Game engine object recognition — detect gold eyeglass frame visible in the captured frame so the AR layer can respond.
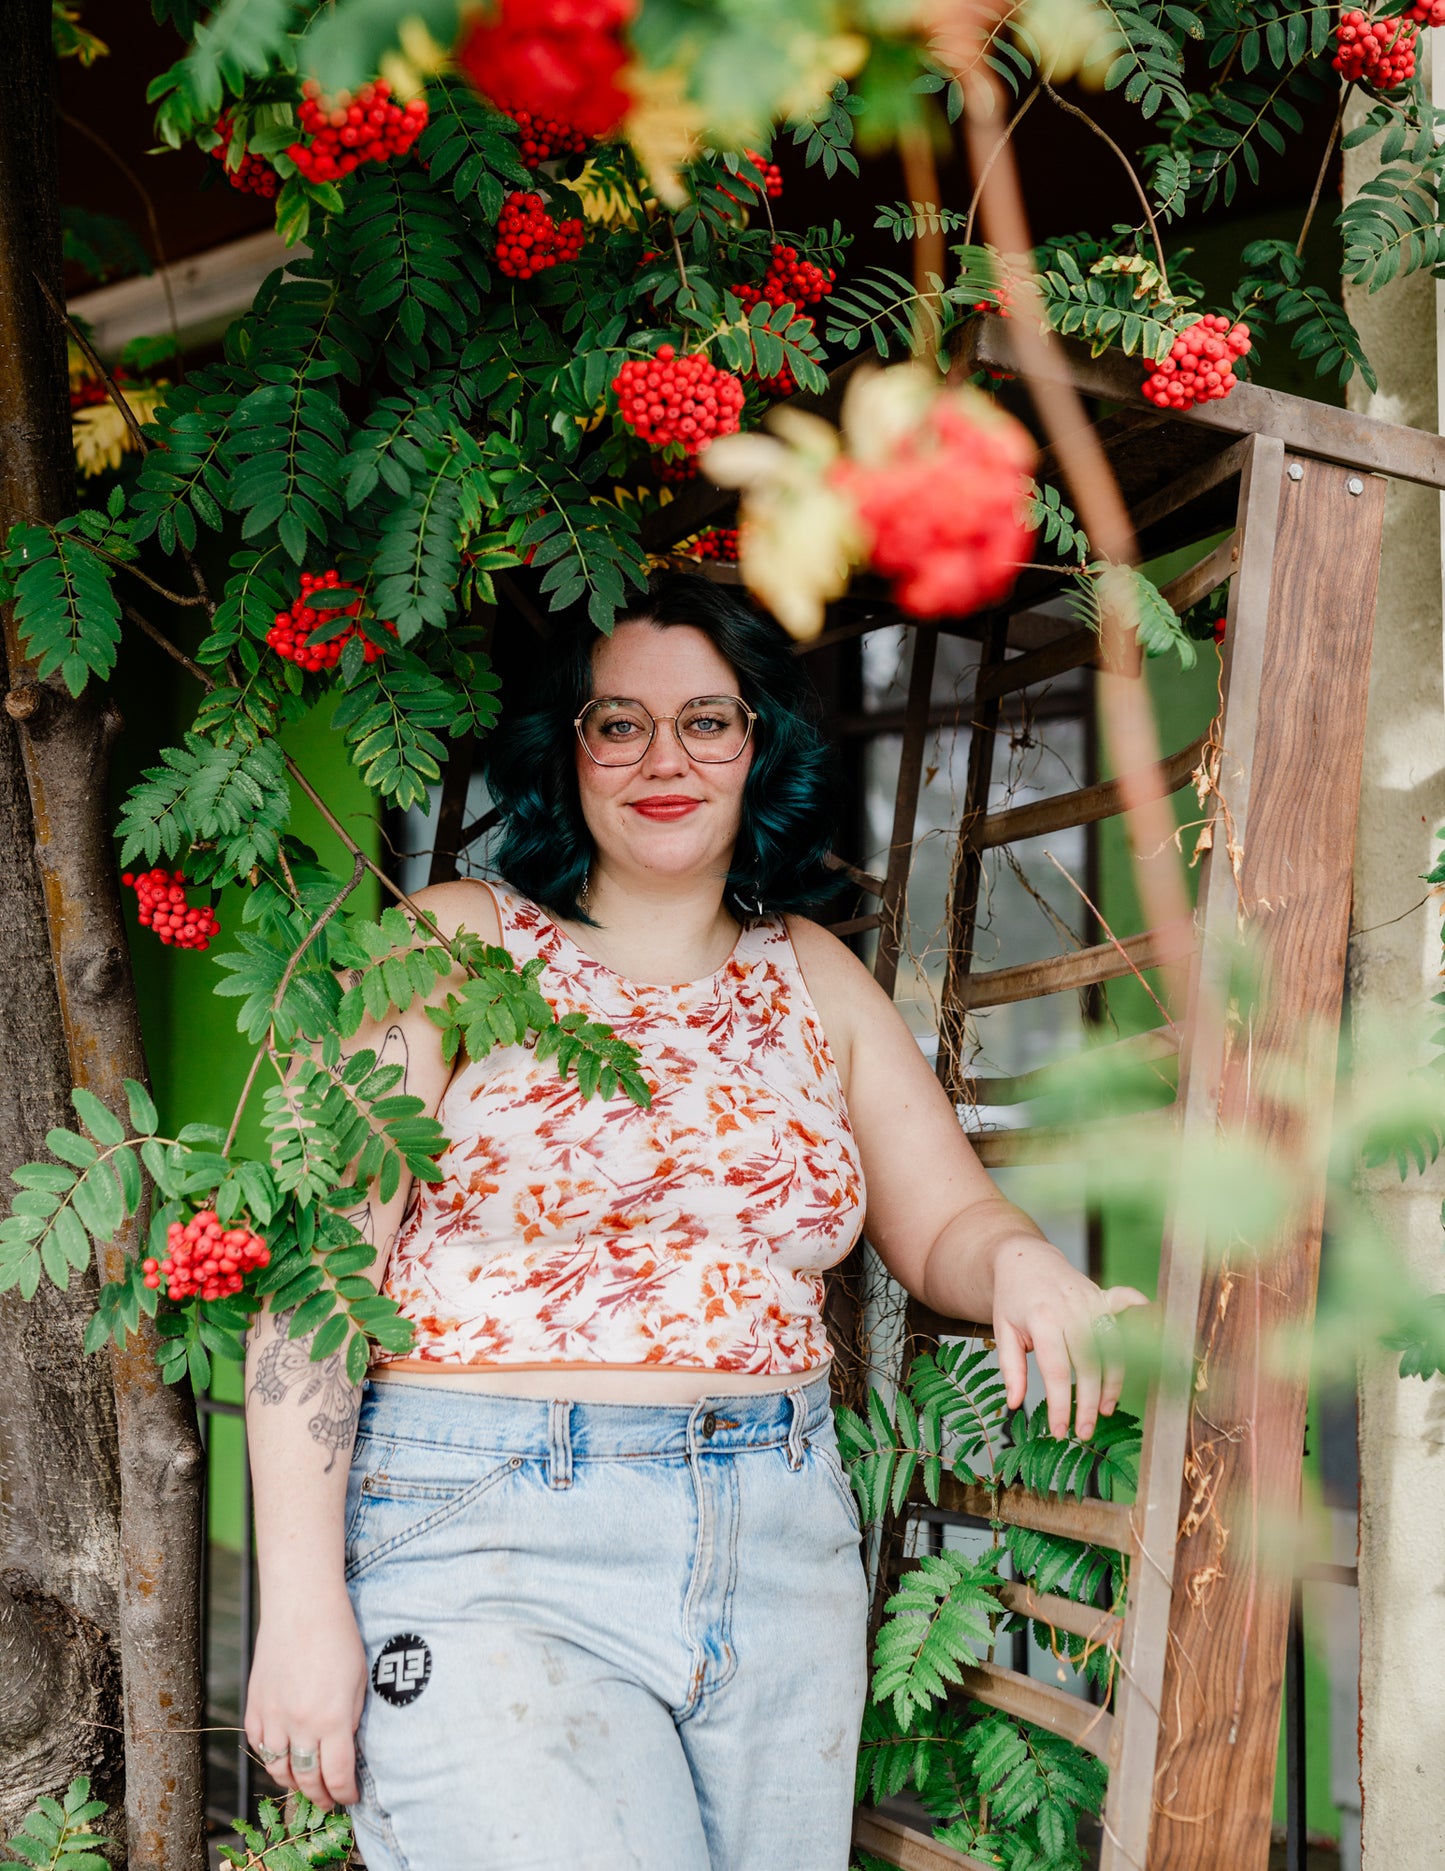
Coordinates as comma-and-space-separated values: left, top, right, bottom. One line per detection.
573, 695, 759, 767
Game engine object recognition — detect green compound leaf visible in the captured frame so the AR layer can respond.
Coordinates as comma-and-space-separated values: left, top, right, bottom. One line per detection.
3, 524, 122, 697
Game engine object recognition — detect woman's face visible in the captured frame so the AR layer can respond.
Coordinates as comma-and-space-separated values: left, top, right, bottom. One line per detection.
575, 620, 753, 895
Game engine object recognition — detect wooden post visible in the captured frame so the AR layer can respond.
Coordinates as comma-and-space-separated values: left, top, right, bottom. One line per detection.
1102, 432, 1287, 1870
873, 624, 939, 998
1146, 458, 1386, 1866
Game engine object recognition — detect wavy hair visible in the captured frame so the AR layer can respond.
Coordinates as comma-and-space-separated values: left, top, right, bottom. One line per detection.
484, 574, 841, 922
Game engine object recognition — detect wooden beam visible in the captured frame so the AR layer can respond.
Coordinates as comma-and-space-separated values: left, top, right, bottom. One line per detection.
995, 1578, 1124, 1649
978, 733, 1206, 850
1102, 432, 1288, 1871
1145, 457, 1386, 1868
974, 626, 1098, 704
1128, 436, 1255, 534
874, 626, 939, 997
931, 1475, 1134, 1551
950, 918, 1194, 1011
936, 613, 1013, 1096
966, 1105, 1175, 1168
954, 1661, 1116, 1760
959, 1024, 1179, 1105
853, 1809, 996, 1871
971, 317, 1445, 491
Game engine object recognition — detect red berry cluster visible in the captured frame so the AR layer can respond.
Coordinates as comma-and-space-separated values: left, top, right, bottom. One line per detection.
500, 106, 588, 168
70, 367, 133, 412
746, 307, 816, 399
613, 345, 746, 454
143, 1210, 270, 1302
267, 570, 395, 673
738, 243, 836, 312
973, 276, 1016, 318
287, 79, 428, 186
830, 391, 1037, 619
457, 0, 634, 140
690, 527, 740, 562
1333, 10, 1418, 84
720, 149, 784, 207
122, 870, 220, 951
755, 361, 797, 398
657, 456, 698, 484
1142, 315, 1252, 411
495, 191, 585, 278
211, 113, 279, 198
742, 150, 783, 199
1407, 0, 1445, 24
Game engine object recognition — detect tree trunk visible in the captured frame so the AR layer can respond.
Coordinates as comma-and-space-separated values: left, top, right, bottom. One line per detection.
0, 6, 206, 1866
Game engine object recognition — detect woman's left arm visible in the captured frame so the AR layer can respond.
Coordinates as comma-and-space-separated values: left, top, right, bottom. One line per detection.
790, 920, 1148, 1440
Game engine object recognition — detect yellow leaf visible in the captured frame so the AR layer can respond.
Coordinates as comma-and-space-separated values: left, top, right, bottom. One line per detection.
573, 160, 646, 230
622, 64, 705, 210
704, 412, 863, 640
71, 382, 167, 479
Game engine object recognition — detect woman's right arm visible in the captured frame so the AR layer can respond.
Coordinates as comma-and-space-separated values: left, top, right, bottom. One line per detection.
242, 880, 497, 1810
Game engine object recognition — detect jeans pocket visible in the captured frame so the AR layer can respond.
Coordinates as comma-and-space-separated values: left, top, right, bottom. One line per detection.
345, 1453, 521, 1579
809, 1438, 863, 1537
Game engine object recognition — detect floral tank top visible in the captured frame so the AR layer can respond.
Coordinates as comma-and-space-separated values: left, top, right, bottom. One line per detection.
377, 882, 866, 1375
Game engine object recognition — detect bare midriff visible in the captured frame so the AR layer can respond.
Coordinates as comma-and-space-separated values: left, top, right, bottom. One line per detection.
368, 1360, 825, 1404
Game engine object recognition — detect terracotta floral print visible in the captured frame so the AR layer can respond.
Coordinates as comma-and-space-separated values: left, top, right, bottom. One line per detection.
379, 884, 866, 1375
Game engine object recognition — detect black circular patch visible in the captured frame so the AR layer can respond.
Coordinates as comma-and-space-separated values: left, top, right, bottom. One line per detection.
371, 1633, 432, 1707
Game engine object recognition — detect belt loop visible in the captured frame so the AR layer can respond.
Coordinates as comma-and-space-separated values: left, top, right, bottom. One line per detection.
548, 1399, 573, 1490
785, 1387, 807, 1471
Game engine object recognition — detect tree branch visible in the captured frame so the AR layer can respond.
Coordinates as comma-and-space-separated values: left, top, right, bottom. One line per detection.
122, 606, 210, 685
35, 271, 151, 457
56, 107, 182, 367
94, 549, 207, 608
33, 272, 216, 615
223, 850, 368, 1157
963, 84, 1039, 248
1295, 92, 1347, 260
1042, 84, 1169, 285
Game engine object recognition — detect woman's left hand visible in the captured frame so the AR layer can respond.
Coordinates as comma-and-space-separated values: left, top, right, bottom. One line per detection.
990, 1236, 1149, 1441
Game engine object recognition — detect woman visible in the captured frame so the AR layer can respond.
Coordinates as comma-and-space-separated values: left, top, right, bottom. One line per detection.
243, 573, 1146, 1870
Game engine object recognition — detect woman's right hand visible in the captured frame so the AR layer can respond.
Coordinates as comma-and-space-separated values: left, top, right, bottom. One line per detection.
244, 1587, 368, 1810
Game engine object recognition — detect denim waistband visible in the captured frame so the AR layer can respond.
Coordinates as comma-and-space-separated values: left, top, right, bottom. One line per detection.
355, 1367, 837, 1463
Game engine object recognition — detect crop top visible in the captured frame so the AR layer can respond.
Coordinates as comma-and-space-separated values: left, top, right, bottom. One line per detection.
376, 882, 866, 1376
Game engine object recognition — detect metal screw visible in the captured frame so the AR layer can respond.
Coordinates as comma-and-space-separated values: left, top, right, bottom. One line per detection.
1287, 463, 1304, 481
1347, 476, 1364, 495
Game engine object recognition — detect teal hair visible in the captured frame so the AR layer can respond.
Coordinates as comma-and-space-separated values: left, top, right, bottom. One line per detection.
484, 574, 842, 923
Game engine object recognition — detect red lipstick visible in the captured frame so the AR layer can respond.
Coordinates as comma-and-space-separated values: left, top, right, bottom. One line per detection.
630, 795, 702, 821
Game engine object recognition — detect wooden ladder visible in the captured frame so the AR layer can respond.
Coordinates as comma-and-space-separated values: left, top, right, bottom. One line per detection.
842, 334, 1445, 1868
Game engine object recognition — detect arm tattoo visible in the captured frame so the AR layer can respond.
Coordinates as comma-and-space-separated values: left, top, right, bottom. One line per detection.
376, 1021, 410, 1089
341, 1198, 376, 1243
248, 1307, 361, 1473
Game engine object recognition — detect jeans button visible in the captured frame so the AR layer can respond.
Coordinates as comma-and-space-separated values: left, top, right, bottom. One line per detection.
702, 1411, 717, 1439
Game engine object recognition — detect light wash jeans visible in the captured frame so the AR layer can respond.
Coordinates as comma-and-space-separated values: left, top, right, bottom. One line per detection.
344, 1371, 869, 1871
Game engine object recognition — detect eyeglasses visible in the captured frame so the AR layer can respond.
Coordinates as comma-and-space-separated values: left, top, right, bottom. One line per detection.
575, 694, 758, 767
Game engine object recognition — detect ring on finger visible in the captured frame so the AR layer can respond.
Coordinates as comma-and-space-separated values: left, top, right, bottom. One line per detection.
290, 1745, 320, 1774
253, 1742, 288, 1766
